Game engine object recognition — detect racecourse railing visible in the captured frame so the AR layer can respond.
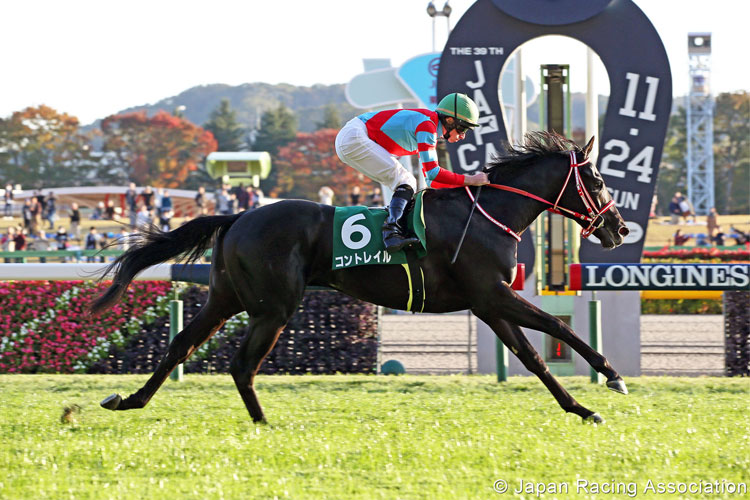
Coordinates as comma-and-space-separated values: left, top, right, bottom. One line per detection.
0, 249, 124, 263
0, 262, 210, 284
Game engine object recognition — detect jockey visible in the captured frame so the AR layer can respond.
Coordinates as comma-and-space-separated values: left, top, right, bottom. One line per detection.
335, 93, 489, 253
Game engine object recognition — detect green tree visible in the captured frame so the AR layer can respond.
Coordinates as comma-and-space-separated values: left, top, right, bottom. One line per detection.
656, 91, 750, 214
203, 99, 247, 152
0, 105, 96, 188
253, 104, 298, 193
713, 91, 749, 214
252, 104, 297, 155
657, 91, 750, 215
656, 107, 688, 215
316, 104, 342, 130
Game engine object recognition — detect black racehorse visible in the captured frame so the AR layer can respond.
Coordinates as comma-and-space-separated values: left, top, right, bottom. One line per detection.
93, 132, 630, 424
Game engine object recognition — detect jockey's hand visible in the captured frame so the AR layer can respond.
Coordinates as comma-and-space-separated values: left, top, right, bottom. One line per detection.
464, 172, 489, 186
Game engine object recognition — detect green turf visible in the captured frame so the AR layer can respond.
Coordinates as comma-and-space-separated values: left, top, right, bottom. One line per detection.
0, 375, 748, 499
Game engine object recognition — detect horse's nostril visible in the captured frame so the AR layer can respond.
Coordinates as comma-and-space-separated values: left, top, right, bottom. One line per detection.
618, 226, 630, 236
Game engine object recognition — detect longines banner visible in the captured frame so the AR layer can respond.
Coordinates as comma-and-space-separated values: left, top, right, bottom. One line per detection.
438, 0, 672, 264
569, 264, 750, 291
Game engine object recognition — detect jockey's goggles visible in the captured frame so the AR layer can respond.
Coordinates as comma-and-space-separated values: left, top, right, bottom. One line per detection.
454, 120, 476, 134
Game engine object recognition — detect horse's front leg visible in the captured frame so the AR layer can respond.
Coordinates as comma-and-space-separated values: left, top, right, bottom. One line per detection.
477, 282, 627, 394
475, 314, 602, 423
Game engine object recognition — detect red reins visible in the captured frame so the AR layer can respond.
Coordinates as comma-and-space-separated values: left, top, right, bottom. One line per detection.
467, 150, 615, 240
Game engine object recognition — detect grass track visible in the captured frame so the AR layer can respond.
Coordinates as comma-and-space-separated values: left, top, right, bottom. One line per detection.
0, 374, 748, 499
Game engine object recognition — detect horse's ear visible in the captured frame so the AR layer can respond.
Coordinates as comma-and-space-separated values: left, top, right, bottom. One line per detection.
583, 136, 596, 158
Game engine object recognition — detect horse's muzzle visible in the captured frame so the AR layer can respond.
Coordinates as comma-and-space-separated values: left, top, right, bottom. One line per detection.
618, 225, 630, 237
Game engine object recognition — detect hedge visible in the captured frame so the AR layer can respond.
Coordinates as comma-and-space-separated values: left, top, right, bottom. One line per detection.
724, 291, 750, 377
92, 286, 378, 375
1, 281, 377, 375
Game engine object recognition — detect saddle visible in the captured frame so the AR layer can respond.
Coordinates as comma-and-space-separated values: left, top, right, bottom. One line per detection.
331, 192, 426, 271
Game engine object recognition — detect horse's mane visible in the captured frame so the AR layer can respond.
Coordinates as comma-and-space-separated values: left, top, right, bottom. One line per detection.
486, 131, 582, 173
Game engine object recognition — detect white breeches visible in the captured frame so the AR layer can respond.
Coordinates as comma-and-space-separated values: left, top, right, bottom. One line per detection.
335, 118, 416, 192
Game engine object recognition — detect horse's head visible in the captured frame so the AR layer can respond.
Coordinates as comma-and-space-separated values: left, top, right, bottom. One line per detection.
484, 132, 628, 249
560, 136, 628, 249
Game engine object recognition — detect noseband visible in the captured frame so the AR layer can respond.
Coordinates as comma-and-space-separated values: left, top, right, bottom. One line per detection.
464, 150, 615, 240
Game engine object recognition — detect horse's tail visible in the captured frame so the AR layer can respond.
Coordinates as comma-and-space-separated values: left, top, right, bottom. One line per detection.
89, 213, 242, 315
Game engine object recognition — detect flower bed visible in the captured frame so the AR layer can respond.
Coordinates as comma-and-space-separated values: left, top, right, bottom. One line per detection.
0, 281, 171, 374
641, 298, 722, 314
643, 246, 750, 261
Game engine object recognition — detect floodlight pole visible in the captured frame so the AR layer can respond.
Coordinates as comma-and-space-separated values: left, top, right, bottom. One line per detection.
427, 1, 452, 52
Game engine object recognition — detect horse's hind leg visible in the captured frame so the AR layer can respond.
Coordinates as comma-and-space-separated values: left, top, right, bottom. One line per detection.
477, 314, 602, 423
221, 229, 308, 423
101, 293, 242, 411
478, 283, 627, 394
228, 282, 304, 423
229, 312, 291, 423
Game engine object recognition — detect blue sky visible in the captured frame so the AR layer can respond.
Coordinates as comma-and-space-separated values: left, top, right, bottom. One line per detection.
1, 0, 747, 124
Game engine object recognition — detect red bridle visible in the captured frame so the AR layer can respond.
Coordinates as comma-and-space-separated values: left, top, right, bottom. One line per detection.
465, 150, 616, 241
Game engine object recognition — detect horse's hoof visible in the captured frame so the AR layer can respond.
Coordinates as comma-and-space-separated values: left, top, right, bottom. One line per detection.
100, 393, 122, 410
607, 378, 629, 395
583, 413, 605, 424
254, 417, 269, 426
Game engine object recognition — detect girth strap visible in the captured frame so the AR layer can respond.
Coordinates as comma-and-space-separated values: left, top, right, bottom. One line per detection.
401, 250, 425, 313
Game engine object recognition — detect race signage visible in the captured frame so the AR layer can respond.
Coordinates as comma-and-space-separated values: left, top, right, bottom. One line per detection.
569, 263, 750, 291
438, 0, 672, 264
346, 67, 415, 109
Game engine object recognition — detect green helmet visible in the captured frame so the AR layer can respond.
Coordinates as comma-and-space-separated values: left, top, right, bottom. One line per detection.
436, 93, 480, 128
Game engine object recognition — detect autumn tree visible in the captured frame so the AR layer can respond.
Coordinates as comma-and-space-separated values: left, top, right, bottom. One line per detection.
203, 99, 247, 152
0, 105, 95, 188
272, 129, 374, 200
100, 110, 217, 188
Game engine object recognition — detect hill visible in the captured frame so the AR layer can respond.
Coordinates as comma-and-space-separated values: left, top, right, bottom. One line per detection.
87, 82, 683, 137
87, 82, 363, 134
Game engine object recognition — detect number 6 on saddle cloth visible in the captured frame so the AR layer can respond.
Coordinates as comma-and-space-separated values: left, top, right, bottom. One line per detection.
332, 191, 523, 312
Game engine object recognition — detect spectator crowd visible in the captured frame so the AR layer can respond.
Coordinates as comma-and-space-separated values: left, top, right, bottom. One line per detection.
0, 180, 271, 260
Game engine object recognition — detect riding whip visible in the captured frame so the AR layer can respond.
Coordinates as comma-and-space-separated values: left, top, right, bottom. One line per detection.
451, 185, 482, 264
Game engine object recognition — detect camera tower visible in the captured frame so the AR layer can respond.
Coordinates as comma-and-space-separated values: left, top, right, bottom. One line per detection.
686, 33, 715, 215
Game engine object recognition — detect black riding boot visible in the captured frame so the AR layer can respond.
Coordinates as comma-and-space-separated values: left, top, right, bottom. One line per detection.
382, 186, 420, 253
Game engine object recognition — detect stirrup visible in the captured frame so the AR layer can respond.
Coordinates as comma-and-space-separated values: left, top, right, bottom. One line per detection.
384, 235, 419, 253
383, 224, 419, 253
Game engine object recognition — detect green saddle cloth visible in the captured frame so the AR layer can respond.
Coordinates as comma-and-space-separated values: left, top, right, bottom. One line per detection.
332, 191, 426, 270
